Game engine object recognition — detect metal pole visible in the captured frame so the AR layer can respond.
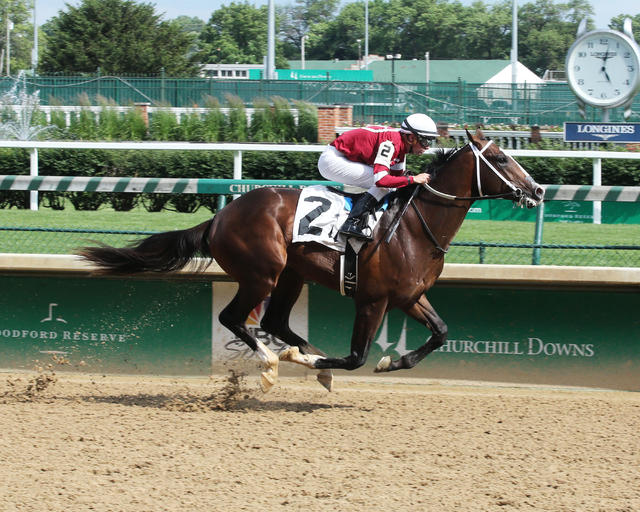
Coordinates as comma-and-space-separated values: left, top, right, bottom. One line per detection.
425, 51, 429, 84
30, 148, 38, 210
593, 157, 602, 224
511, 0, 518, 117
6, 15, 12, 76
266, 0, 276, 79
364, 0, 369, 68
532, 201, 544, 265
301, 35, 306, 70
233, 150, 242, 200
32, 0, 37, 73
511, 0, 518, 84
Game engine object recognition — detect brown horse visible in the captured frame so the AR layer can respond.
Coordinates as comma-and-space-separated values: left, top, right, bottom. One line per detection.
78, 129, 543, 392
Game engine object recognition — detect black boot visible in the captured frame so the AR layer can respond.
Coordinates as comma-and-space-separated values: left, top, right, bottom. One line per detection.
339, 193, 378, 241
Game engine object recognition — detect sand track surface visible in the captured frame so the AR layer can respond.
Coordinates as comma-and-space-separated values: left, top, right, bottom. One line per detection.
0, 370, 639, 512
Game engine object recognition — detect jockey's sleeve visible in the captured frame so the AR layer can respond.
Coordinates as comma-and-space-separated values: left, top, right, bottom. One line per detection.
375, 172, 414, 188
373, 140, 413, 188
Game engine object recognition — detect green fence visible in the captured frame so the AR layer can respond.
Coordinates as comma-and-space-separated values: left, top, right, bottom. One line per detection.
7, 75, 640, 125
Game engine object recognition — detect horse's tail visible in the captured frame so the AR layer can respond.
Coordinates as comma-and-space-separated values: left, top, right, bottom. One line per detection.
77, 218, 214, 275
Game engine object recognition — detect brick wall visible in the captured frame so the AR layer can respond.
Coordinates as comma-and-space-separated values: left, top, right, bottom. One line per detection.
317, 105, 353, 143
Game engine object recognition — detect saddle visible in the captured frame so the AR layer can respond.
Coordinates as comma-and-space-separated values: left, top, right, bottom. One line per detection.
292, 185, 395, 297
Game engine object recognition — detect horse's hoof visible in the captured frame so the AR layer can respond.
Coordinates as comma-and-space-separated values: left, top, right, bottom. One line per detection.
279, 346, 299, 362
316, 370, 333, 392
260, 370, 276, 393
374, 356, 391, 372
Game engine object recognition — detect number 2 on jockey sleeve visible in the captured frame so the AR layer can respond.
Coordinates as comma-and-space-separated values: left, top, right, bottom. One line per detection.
374, 140, 394, 168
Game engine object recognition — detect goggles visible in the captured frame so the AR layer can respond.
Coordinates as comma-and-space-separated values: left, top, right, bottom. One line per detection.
416, 134, 436, 148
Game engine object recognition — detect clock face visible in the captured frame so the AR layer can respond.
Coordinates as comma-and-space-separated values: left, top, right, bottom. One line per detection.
566, 30, 640, 108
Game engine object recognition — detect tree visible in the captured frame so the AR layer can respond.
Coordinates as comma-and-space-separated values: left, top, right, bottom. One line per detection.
0, 0, 34, 74
40, 0, 198, 75
198, 2, 289, 68
278, 0, 340, 58
517, 0, 593, 74
610, 13, 640, 41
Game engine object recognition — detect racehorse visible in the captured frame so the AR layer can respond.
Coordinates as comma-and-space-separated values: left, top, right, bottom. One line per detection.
78, 129, 544, 392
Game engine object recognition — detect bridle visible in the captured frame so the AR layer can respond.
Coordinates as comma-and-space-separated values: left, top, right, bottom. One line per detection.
385, 141, 532, 253
422, 141, 527, 203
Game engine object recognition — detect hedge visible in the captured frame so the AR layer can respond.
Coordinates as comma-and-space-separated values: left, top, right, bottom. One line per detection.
0, 99, 637, 212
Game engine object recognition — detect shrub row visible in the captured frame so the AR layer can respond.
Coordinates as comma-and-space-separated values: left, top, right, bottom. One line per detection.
43, 95, 318, 143
1, 100, 637, 212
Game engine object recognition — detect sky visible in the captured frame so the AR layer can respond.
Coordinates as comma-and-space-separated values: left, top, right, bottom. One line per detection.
37, 0, 639, 30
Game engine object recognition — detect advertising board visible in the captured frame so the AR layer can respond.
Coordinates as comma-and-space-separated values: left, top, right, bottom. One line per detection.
0, 276, 212, 374
307, 283, 640, 390
0, 273, 638, 390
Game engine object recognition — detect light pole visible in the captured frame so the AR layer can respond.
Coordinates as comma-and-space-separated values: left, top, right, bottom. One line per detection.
32, 0, 38, 74
386, 53, 401, 82
356, 39, 362, 66
6, 16, 13, 76
386, 54, 401, 121
301, 35, 307, 70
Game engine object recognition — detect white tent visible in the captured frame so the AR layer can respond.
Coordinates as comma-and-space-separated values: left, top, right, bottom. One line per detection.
478, 62, 544, 107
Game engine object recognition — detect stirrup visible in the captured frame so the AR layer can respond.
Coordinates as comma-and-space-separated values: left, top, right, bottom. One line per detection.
339, 222, 373, 242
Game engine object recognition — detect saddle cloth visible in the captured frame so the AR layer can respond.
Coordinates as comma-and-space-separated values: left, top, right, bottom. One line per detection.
292, 185, 387, 252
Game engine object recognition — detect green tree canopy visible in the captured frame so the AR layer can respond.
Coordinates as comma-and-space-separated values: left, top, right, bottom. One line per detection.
0, 0, 35, 73
40, 0, 198, 75
198, 2, 289, 68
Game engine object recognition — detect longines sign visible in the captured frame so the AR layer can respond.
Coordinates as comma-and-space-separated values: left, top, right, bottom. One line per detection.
564, 122, 640, 143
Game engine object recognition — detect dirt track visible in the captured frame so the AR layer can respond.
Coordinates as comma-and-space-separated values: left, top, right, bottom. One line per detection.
0, 369, 639, 512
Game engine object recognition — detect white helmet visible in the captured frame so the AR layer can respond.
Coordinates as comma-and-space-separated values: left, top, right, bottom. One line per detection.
400, 113, 438, 139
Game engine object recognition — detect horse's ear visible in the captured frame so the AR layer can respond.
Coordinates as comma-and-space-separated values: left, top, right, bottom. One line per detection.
466, 127, 482, 148
475, 128, 486, 140
465, 126, 474, 142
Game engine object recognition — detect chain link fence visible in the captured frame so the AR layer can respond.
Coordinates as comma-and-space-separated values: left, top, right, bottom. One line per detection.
6, 75, 640, 126
2, 226, 638, 268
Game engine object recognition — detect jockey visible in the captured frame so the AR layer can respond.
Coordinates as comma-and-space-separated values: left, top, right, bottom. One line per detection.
318, 113, 437, 241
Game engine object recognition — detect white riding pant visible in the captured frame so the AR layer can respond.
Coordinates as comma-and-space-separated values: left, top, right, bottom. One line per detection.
318, 145, 389, 201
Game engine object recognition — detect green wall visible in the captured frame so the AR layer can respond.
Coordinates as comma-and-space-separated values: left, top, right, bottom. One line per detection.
0, 274, 637, 390
0, 276, 211, 374
307, 283, 640, 390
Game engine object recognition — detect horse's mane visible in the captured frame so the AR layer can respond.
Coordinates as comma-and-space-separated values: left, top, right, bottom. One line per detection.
393, 146, 464, 203
426, 146, 464, 177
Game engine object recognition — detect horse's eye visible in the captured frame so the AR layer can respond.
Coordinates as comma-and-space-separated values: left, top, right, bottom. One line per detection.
496, 154, 508, 165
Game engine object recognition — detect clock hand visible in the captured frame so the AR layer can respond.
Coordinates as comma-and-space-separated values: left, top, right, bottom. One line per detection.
600, 65, 611, 82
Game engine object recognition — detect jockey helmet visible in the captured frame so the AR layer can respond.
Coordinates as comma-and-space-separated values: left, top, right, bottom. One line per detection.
400, 113, 438, 146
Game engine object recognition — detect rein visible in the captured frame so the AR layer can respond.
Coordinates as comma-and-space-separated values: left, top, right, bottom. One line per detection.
388, 141, 524, 253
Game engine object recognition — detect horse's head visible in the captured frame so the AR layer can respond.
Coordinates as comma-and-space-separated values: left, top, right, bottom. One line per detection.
466, 128, 544, 208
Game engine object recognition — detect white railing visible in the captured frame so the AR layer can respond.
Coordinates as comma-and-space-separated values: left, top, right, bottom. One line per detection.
1, 140, 639, 223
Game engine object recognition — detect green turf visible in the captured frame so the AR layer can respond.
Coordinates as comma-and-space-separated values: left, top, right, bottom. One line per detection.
1, 204, 638, 267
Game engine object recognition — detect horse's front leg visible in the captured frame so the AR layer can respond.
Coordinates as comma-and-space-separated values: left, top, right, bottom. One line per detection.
286, 299, 388, 371
375, 294, 447, 372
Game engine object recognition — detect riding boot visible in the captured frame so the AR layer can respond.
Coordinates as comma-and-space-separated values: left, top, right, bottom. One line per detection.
339, 192, 379, 241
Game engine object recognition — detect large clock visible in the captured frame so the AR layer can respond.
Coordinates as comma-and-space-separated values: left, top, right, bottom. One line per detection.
566, 19, 640, 116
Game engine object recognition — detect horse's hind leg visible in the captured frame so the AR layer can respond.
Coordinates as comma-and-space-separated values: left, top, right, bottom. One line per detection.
375, 294, 447, 372
260, 267, 334, 391
219, 282, 280, 392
